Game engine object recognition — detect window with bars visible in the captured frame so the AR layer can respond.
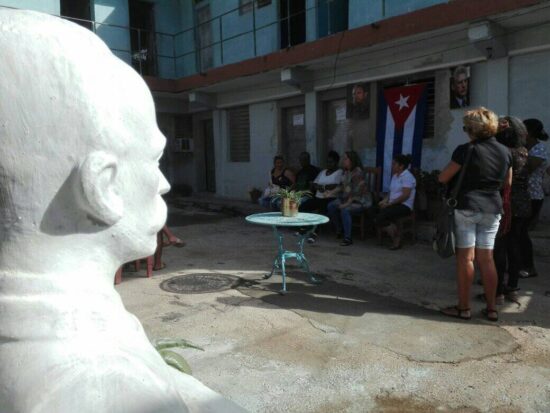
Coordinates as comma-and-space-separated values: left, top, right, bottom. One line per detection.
228, 106, 250, 162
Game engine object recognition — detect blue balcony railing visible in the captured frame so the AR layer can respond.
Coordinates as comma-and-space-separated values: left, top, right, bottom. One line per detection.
1, 0, 447, 80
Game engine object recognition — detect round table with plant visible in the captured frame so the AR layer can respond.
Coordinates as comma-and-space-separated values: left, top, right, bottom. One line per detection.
246, 190, 329, 294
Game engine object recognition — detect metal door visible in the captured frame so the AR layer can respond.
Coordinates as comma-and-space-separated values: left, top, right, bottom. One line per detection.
203, 119, 216, 193
282, 106, 306, 170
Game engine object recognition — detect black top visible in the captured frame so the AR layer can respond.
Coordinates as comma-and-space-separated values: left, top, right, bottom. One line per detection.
295, 165, 320, 192
271, 168, 293, 189
509, 147, 531, 218
451, 137, 512, 214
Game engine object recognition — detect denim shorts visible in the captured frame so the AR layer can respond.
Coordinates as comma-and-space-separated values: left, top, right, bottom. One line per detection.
454, 209, 501, 249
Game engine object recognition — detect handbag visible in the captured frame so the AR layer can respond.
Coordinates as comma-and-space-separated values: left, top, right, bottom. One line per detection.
433, 144, 474, 258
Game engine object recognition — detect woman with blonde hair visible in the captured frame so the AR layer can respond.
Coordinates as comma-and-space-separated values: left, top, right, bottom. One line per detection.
438, 107, 512, 322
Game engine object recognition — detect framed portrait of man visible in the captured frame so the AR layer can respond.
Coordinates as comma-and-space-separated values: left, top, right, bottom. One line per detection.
449, 65, 471, 109
346, 82, 370, 119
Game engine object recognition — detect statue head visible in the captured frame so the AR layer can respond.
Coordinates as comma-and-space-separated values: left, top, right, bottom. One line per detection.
0, 10, 169, 278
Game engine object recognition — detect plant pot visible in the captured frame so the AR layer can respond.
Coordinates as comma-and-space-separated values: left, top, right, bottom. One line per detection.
281, 198, 299, 217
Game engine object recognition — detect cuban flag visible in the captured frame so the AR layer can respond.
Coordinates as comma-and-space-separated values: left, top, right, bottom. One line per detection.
376, 83, 428, 191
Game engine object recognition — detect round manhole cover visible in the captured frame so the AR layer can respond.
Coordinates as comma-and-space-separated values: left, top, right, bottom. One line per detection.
160, 273, 241, 294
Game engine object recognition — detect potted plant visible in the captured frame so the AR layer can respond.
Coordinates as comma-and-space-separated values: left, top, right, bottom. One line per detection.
273, 188, 311, 217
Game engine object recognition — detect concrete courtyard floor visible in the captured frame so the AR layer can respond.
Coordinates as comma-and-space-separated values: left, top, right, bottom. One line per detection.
117, 203, 550, 413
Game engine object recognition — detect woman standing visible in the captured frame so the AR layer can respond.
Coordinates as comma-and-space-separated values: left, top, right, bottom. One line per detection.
493, 117, 531, 301
438, 108, 512, 322
520, 118, 548, 278
327, 151, 371, 246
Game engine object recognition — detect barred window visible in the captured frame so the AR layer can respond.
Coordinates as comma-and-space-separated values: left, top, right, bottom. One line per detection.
228, 106, 250, 162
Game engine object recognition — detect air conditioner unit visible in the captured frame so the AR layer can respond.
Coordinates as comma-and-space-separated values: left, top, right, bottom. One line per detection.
173, 138, 193, 153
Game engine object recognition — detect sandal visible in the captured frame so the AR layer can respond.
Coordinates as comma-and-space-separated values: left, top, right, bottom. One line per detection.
481, 307, 499, 322
440, 306, 471, 320
153, 262, 167, 271
475, 293, 504, 305
170, 238, 186, 248
519, 270, 538, 279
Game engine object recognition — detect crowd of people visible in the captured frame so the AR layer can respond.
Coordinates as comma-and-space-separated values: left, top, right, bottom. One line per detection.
439, 108, 548, 322
259, 107, 548, 323
259, 150, 417, 249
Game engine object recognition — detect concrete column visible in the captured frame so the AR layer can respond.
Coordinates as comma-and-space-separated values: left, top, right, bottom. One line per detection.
305, 91, 320, 165
486, 57, 509, 115
306, 0, 318, 42
212, 109, 225, 196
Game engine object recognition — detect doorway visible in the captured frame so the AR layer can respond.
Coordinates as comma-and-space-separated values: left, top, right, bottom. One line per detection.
203, 119, 216, 193
282, 106, 306, 170
280, 0, 306, 49
323, 99, 350, 157
129, 0, 157, 76
60, 0, 92, 30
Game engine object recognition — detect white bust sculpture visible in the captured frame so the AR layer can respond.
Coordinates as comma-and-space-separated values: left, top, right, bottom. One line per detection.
0, 9, 244, 413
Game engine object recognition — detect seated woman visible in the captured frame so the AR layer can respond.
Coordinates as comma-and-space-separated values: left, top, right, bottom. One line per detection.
301, 150, 343, 214
327, 151, 371, 246
258, 155, 295, 209
371, 154, 416, 250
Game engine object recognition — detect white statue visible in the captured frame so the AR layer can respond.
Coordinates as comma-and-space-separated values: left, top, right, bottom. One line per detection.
0, 10, 245, 413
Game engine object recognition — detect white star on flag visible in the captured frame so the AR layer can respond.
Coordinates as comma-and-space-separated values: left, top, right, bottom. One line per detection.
395, 94, 410, 111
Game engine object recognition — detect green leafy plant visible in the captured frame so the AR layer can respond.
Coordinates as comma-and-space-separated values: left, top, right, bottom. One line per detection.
272, 188, 312, 205
152, 338, 204, 375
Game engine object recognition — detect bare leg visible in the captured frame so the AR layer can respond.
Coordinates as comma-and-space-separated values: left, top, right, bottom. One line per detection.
386, 223, 400, 248
456, 247, 475, 311
476, 248, 497, 311
153, 231, 165, 270
162, 225, 185, 247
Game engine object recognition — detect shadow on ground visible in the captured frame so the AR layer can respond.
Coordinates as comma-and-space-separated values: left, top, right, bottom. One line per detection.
212, 271, 519, 364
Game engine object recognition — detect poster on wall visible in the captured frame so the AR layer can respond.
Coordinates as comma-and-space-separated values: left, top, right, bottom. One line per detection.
346, 82, 370, 119
449, 65, 471, 109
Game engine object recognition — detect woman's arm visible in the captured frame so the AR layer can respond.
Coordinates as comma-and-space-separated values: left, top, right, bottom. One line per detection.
438, 161, 462, 184
505, 167, 512, 187
386, 187, 412, 207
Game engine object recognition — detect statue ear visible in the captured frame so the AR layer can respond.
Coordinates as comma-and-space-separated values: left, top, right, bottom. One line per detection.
78, 151, 123, 226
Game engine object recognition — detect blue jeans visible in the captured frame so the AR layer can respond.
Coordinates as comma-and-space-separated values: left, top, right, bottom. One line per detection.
259, 196, 281, 210
327, 199, 365, 240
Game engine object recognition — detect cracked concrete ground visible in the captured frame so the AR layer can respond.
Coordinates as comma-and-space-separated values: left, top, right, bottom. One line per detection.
117, 205, 550, 412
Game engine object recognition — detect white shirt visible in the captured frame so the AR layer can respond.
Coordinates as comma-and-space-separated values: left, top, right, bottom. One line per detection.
389, 169, 416, 210
313, 169, 343, 199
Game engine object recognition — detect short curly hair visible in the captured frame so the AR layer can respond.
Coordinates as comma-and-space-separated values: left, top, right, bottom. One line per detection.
463, 107, 498, 140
